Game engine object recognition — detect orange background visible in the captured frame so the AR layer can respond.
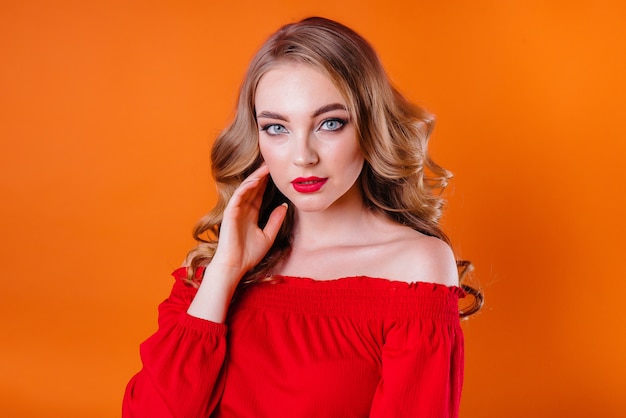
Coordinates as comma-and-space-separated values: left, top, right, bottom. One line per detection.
2, 1, 625, 417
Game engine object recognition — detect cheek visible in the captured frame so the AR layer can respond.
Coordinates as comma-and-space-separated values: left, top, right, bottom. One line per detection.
258, 141, 273, 163
339, 143, 365, 170
345, 152, 365, 183
258, 141, 284, 173
350, 157, 366, 179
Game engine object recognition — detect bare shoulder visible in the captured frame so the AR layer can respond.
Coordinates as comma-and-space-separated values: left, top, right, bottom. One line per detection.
390, 231, 459, 286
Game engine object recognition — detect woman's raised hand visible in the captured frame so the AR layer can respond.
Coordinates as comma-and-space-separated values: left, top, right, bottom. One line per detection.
211, 164, 288, 278
188, 164, 287, 322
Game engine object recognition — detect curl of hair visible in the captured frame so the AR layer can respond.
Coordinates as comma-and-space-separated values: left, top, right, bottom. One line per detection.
186, 17, 482, 316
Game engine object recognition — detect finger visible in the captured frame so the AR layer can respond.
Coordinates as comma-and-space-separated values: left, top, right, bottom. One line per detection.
250, 163, 269, 177
230, 165, 269, 204
234, 165, 270, 198
262, 203, 288, 242
250, 174, 269, 207
227, 175, 267, 224
243, 163, 269, 184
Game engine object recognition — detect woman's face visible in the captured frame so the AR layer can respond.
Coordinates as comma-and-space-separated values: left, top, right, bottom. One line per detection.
255, 63, 365, 213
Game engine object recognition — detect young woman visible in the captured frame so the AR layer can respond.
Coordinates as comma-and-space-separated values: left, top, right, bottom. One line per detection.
123, 16, 482, 418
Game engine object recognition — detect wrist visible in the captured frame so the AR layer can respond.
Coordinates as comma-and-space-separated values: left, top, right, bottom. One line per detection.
187, 262, 242, 323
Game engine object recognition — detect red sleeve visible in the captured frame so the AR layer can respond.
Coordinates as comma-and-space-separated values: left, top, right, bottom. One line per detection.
122, 268, 228, 418
369, 318, 464, 418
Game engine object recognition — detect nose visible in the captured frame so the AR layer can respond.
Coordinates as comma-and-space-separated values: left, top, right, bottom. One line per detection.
292, 132, 319, 167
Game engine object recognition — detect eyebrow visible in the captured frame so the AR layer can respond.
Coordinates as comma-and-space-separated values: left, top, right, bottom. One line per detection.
256, 110, 288, 121
312, 103, 348, 117
256, 103, 348, 121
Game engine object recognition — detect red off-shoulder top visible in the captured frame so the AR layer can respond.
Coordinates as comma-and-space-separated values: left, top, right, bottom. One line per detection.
123, 267, 465, 417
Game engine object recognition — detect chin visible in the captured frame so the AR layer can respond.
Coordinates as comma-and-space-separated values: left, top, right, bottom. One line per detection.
288, 199, 333, 213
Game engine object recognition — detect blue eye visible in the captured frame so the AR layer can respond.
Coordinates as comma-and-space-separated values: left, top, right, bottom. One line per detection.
261, 124, 288, 135
319, 118, 345, 131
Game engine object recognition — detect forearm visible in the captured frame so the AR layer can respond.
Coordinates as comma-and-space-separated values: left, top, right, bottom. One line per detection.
187, 261, 242, 323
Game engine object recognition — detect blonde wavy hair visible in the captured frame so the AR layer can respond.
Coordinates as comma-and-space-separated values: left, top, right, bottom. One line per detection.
186, 17, 482, 316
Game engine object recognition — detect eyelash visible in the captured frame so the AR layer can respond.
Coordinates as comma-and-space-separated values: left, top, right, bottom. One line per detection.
260, 118, 347, 136
319, 118, 346, 132
260, 124, 287, 136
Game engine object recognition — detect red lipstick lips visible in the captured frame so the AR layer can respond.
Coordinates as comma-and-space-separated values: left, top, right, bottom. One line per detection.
291, 177, 328, 193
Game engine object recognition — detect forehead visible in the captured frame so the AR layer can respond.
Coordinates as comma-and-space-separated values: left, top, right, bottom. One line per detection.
255, 63, 348, 113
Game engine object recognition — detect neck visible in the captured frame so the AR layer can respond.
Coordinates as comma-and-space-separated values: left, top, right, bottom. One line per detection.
290, 189, 374, 251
